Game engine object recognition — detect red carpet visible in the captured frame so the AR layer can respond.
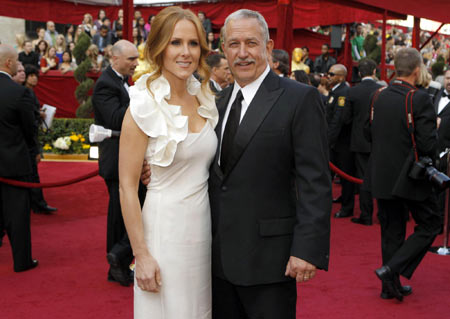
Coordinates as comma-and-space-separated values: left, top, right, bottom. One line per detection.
1, 161, 450, 319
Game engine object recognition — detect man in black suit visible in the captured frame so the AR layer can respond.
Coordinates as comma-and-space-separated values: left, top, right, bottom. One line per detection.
18, 40, 39, 68
0, 44, 39, 272
210, 10, 331, 318
93, 40, 145, 286
368, 48, 441, 301
433, 69, 450, 215
325, 64, 355, 218
93, 25, 114, 54
314, 44, 337, 74
346, 59, 381, 225
206, 53, 231, 94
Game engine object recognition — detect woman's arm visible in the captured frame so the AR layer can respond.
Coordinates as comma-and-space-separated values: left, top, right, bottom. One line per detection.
119, 109, 161, 292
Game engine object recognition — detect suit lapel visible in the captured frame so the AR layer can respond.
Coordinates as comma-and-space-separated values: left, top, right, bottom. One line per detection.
224, 71, 283, 177
435, 89, 443, 114
212, 84, 233, 180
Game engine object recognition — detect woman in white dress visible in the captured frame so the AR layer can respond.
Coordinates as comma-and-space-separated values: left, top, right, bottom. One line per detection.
118, 7, 218, 319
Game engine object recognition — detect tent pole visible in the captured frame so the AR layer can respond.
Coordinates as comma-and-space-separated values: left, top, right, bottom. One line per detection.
380, 10, 387, 81
123, 0, 133, 41
413, 16, 421, 49
344, 24, 352, 83
420, 23, 445, 50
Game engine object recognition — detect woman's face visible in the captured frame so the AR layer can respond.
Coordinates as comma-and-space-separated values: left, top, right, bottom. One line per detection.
67, 25, 74, 33
84, 14, 91, 24
48, 47, 56, 57
162, 19, 201, 82
57, 37, 63, 45
38, 29, 45, 38
99, 10, 106, 20
39, 42, 46, 51
69, 42, 75, 51
138, 17, 145, 26
76, 25, 83, 35
207, 32, 214, 42
132, 28, 138, 38
62, 52, 71, 62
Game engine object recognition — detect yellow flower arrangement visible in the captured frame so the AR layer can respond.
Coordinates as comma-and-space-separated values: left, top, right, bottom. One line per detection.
43, 144, 52, 151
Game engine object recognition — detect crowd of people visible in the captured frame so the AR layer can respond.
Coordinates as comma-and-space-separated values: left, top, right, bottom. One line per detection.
1, 5, 449, 319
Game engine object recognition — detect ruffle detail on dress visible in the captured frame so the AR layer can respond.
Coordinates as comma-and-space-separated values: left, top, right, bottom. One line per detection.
129, 73, 218, 167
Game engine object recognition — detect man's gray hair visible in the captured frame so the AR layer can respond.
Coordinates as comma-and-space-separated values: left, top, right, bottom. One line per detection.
223, 9, 269, 44
394, 48, 422, 77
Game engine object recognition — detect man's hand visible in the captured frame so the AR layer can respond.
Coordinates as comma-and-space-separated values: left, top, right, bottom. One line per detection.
437, 117, 441, 129
140, 160, 151, 185
285, 256, 317, 283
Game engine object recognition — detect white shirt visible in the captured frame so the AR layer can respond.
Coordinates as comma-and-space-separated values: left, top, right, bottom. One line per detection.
331, 82, 341, 92
221, 65, 271, 140
362, 76, 374, 81
210, 78, 222, 92
438, 90, 450, 114
111, 67, 129, 92
0, 70, 12, 79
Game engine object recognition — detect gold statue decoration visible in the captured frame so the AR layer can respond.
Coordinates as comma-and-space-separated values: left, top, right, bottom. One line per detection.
291, 47, 310, 74
132, 42, 152, 82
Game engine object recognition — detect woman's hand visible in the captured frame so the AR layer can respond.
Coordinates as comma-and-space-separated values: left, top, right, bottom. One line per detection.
135, 253, 162, 293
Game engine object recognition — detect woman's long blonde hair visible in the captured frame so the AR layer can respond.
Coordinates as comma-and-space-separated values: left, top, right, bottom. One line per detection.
144, 6, 210, 93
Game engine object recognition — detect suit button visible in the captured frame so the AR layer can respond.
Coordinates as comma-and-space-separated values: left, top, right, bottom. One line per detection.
221, 186, 227, 191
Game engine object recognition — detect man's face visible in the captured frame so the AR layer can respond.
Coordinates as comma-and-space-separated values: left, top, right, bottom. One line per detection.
48, 22, 55, 32
222, 18, 273, 87
26, 74, 38, 88
12, 63, 25, 84
113, 45, 139, 77
356, 25, 363, 36
321, 45, 329, 55
444, 70, 450, 92
100, 28, 108, 37
213, 58, 231, 88
24, 42, 32, 54
198, 12, 205, 22
327, 65, 345, 87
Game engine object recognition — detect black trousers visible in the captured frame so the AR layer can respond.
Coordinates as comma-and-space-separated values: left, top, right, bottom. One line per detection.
104, 179, 146, 268
0, 180, 33, 271
334, 147, 355, 214
29, 153, 47, 210
355, 152, 374, 221
377, 195, 441, 279
212, 276, 297, 319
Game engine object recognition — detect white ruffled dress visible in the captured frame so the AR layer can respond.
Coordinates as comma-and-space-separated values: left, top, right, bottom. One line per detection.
129, 74, 218, 319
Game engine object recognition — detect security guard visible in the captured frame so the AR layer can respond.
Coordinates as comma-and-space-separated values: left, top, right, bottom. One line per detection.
368, 48, 441, 301
326, 64, 354, 218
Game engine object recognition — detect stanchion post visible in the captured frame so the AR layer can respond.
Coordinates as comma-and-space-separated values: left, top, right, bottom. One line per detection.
430, 149, 450, 255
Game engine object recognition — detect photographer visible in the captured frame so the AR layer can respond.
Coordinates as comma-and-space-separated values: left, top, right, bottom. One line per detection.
367, 48, 442, 302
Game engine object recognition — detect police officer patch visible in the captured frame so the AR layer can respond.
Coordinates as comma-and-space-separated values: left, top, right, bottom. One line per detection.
338, 96, 346, 107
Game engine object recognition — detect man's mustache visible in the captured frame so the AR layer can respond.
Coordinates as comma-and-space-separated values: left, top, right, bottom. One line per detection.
233, 58, 256, 66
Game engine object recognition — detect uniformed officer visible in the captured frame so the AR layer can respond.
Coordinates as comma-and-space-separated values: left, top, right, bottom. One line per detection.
326, 64, 354, 218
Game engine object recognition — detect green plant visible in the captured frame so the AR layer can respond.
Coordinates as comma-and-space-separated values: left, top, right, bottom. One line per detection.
39, 118, 94, 154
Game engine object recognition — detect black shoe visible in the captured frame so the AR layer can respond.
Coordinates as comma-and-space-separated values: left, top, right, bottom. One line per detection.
381, 284, 412, 299
33, 204, 57, 214
334, 210, 353, 218
375, 266, 403, 301
351, 217, 372, 226
332, 196, 342, 203
107, 252, 131, 287
15, 259, 39, 272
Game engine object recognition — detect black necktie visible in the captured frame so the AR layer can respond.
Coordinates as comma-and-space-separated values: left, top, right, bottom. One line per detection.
122, 76, 129, 85
221, 90, 244, 172
443, 92, 449, 99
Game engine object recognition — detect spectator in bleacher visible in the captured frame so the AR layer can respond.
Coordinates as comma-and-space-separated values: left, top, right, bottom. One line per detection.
351, 23, 366, 61
40, 46, 59, 73
94, 9, 107, 31
144, 15, 155, 34
55, 35, 66, 62
93, 25, 113, 54
207, 32, 219, 51
59, 51, 76, 74
112, 8, 123, 31
136, 17, 148, 41
64, 24, 75, 44
113, 24, 123, 44
68, 42, 77, 65
133, 10, 142, 27
15, 33, 26, 53
302, 46, 315, 72
198, 11, 212, 35
102, 17, 112, 31
12, 61, 26, 85
32, 27, 46, 49
19, 40, 40, 68
271, 49, 290, 77
314, 43, 336, 74
101, 45, 113, 71
74, 25, 85, 44
35, 40, 48, 64
44, 21, 59, 46
290, 70, 311, 85
132, 27, 144, 48
86, 44, 100, 73
206, 53, 230, 93
82, 13, 95, 37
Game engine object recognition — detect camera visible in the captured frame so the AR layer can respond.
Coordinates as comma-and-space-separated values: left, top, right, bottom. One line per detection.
409, 156, 450, 189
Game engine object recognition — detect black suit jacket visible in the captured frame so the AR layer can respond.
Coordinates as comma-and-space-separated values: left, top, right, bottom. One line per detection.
92, 66, 129, 181
0, 73, 36, 178
346, 79, 382, 153
367, 80, 437, 200
209, 70, 331, 286
326, 82, 350, 150
434, 89, 450, 153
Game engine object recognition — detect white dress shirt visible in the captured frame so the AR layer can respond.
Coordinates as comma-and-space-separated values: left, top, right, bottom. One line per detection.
0, 70, 12, 79
438, 90, 450, 114
111, 67, 129, 92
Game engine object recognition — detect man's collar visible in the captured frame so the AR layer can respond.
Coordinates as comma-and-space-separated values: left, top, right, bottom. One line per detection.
233, 64, 270, 104
0, 70, 12, 79
331, 82, 342, 92
111, 67, 125, 79
362, 76, 374, 81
